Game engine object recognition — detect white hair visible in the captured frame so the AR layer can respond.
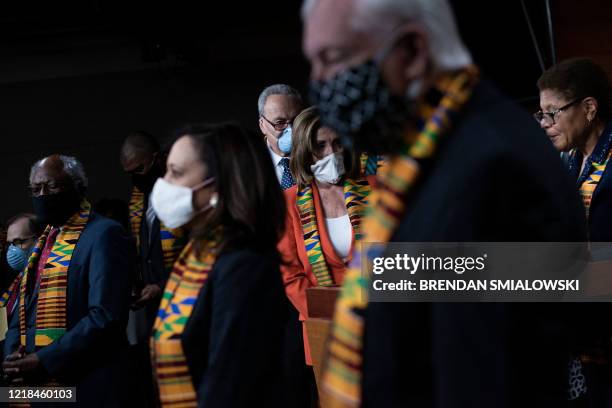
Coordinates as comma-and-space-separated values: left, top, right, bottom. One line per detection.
30, 155, 89, 192
257, 84, 302, 117
302, 0, 472, 72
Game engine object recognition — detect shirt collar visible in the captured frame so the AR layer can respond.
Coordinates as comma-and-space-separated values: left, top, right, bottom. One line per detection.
267, 140, 286, 166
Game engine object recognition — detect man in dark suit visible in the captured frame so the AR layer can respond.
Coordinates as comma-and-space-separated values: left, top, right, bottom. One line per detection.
303, 0, 592, 406
120, 132, 186, 406
2, 154, 131, 407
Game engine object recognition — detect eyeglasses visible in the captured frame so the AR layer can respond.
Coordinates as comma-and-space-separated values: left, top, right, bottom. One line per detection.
533, 98, 582, 125
261, 115, 292, 131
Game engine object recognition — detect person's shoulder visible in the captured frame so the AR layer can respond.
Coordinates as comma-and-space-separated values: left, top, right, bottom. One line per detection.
217, 246, 277, 267
283, 184, 300, 215
461, 80, 541, 141
451, 79, 554, 160
83, 211, 126, 237
213, 246, 279, 282
283, 184, 298, 200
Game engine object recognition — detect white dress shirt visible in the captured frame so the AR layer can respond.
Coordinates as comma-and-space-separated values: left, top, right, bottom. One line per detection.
268, 141, 286, 184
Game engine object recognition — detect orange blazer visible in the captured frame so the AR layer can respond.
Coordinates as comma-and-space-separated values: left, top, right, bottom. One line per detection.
278, 177, 374, 364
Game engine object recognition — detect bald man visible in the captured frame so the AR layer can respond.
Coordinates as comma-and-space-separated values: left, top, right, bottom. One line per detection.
2, 154, 132, 407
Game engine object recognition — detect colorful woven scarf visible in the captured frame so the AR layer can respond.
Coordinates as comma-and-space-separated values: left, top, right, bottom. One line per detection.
568, 122, 612, 220
129, 187, 186, 272
579, 151, 612, 218
0, 274, 19, 306
297, 179, 371, 286
18, 199, 91, 347
0, 272, 23, 310
151, 235, 220, 408
321, 66, 479, 407
360, 153, 387, 177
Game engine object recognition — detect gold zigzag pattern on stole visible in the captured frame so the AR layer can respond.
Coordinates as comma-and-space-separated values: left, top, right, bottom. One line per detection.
19, 199, 91, 348
579, 150, 612, 217
151, 232, 220, 408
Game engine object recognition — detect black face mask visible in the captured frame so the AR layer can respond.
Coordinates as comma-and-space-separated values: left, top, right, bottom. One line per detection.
131, 169, 158, 194
309, 59, 414, 155
32, 189, 82, 227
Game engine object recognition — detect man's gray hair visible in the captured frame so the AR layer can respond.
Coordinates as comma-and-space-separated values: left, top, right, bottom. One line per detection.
30, 155, 89, 191
302, 0, 472, 72
257, 84, 303, 117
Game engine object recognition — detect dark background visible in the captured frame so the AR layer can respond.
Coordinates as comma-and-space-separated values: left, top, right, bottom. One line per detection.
0, 1, 600, 222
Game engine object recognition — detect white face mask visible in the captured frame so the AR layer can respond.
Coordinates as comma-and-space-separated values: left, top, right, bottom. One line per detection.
151, 177, 216, 229
310, 151, 345, 184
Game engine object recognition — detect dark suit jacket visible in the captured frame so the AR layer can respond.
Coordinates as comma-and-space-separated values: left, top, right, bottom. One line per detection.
177, 245, 287, 408
362, 80, 591, 407
137, 207, 167, 336
568, 120, 612, 243
5, 211, 132, 407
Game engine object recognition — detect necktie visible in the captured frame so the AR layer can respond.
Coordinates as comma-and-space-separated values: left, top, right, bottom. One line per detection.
146, 195, 157, 243
279, 157, 295, 190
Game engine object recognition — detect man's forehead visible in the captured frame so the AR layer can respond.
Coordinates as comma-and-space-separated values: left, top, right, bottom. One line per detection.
303, 0, 361, 57
32, 158, 67, 182
263, 95, 301, 118
7, 217, 30, 238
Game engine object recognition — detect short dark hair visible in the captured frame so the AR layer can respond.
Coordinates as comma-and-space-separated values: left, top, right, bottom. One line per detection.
6, 213, 43, 236
537, 58, 612, 120
175, 123, 286, 255
120, 131, 160, 161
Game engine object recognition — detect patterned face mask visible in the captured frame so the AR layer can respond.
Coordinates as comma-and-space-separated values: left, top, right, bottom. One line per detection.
309, 54, 417, 155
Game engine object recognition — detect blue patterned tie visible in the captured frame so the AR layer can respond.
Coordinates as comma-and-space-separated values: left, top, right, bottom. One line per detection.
279, 157, 295, 190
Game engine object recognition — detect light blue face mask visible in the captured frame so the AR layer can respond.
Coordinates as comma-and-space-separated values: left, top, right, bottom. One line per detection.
278, 126, 293, 154
6, 244, 29, 272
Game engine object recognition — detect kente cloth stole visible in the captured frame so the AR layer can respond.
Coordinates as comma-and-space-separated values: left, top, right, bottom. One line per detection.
151, 236, 220, 408
579, 150, 612, 218
360, 153, 388, 177
129, 187, 186, 272
321, 66, 480, 407
18, 199, 91, 347
297, 178, 371, 286
0, 272, 22, 308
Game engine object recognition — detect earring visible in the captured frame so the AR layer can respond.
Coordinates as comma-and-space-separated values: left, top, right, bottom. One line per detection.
406, 78, 424, 101
209, 193, 219, 208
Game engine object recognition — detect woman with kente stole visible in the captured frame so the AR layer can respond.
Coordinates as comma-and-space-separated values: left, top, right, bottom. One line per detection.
536, 58, 612, 405
149, 123, 287, 407
278, 106, 373, 365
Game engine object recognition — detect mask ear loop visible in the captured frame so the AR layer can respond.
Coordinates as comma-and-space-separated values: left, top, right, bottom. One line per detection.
192, 177, 216, 192
191, 177, 217, 215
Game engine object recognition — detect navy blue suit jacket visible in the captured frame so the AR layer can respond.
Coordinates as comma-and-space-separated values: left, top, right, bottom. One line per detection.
5, 211, 132, 407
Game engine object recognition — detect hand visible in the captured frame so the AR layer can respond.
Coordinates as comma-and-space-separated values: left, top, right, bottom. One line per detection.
3, 351, 40, 383
133, 284, 162, 308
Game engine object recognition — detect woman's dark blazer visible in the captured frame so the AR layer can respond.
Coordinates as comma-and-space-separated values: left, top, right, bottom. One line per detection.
181, 245, 287, 408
